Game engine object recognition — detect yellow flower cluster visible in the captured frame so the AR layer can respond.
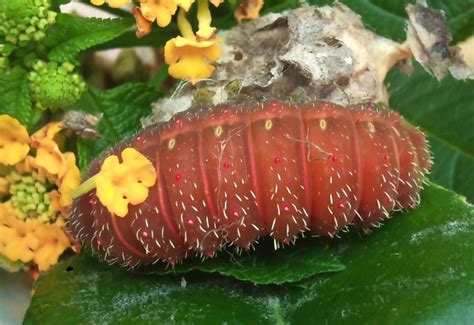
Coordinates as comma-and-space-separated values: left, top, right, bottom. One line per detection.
92, 0, 223, 84
0, 115, 81, 271
73, 148, 156, 218
0, 204, 71, 271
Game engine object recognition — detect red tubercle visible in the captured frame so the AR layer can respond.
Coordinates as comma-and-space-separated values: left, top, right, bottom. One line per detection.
338, 202, 345, 209
282, 204, 290, 212
175, 173, 182, 181
330, 155, 337, 162
223, 161, 231, 168
274, 156, 281, 163
142, 231, 149, 238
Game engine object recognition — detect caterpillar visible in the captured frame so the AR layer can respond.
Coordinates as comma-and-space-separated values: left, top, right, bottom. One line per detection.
69, 101, 431, 268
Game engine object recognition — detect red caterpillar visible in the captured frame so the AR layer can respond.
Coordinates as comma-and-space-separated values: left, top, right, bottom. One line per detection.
70, 101, 431, 268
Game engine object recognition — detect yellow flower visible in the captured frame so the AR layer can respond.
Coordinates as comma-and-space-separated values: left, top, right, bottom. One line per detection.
0, 115, 30, 166
0, 116, 80, 271
90, 0, 132, 8
174, 0, 196, 11
57, 153, 81, 209
94, 148, 156, 217
140, 0, 178, 27
165, 36, 221, 84
0, 204, 71, 271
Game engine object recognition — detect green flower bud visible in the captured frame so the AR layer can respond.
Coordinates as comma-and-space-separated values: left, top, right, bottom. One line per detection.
28, 60, 86, 111
0, 0, 57, 46
7, 172, 56, 223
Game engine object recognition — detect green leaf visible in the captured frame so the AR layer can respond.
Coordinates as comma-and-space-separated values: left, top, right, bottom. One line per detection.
44, 14, 134, 62
288, 182, 474, 323
148, 240, 344, 285
74, 83, 163, 172
25, 255, 288, 324
386, 63, 474, 201
0, 67, 38, 130
24, 183, 474, 323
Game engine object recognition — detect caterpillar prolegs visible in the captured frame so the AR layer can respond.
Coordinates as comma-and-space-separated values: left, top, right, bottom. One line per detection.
69, 101, 431, 268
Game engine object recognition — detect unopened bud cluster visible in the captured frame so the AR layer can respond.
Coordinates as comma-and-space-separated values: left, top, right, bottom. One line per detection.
28, 60, 86, 111
7, 172, 55, 224
0, 0, 57, 46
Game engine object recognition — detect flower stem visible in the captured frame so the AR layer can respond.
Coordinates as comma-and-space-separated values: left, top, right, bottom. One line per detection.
72, 175, 98, 199
197, 0, 213, 38
177, 8, 195, 39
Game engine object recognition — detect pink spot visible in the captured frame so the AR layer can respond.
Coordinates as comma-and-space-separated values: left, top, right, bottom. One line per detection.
384, 154, 389, 161
232, 210, 239, 217
223, 109, 230, 115
271, 102, 278, 108
89, 197, 98, 205
168, 258, 176, 266
175, 173, 182, 181
142, 231, 148, 237
175, 119, 183, 127
282, 204, 290, 212
338, 202, 345, 209
186, 218, 194, 226
282, 239, 289, 245
323, 103, 330, 108
331, 155, 337, 162
96, 239, 102, 246
274, 156, 281, 163
136, 136, 142, 141
223, 161, 231, 168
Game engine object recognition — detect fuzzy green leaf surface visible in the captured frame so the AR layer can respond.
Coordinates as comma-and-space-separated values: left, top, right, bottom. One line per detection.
0, 67, 38, 130
74, 83, 163, 172
148, 241, 344, 285
387, 63, 474, 201
44, 14, 134, 62
24, 183, 474, 323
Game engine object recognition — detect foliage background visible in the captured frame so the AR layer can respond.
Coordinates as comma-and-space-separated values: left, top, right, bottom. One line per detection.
0, 0, 473, 323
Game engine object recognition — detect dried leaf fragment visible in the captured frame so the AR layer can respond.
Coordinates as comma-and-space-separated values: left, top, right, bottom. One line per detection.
235, 0, 264, 23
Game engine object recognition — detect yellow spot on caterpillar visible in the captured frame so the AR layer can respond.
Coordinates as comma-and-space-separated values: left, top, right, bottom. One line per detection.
319, 119, 327, 130
265, 119, 273, 130
214, 126, 223, 137
367, 122, 376, 134
168, 138, 176, 150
